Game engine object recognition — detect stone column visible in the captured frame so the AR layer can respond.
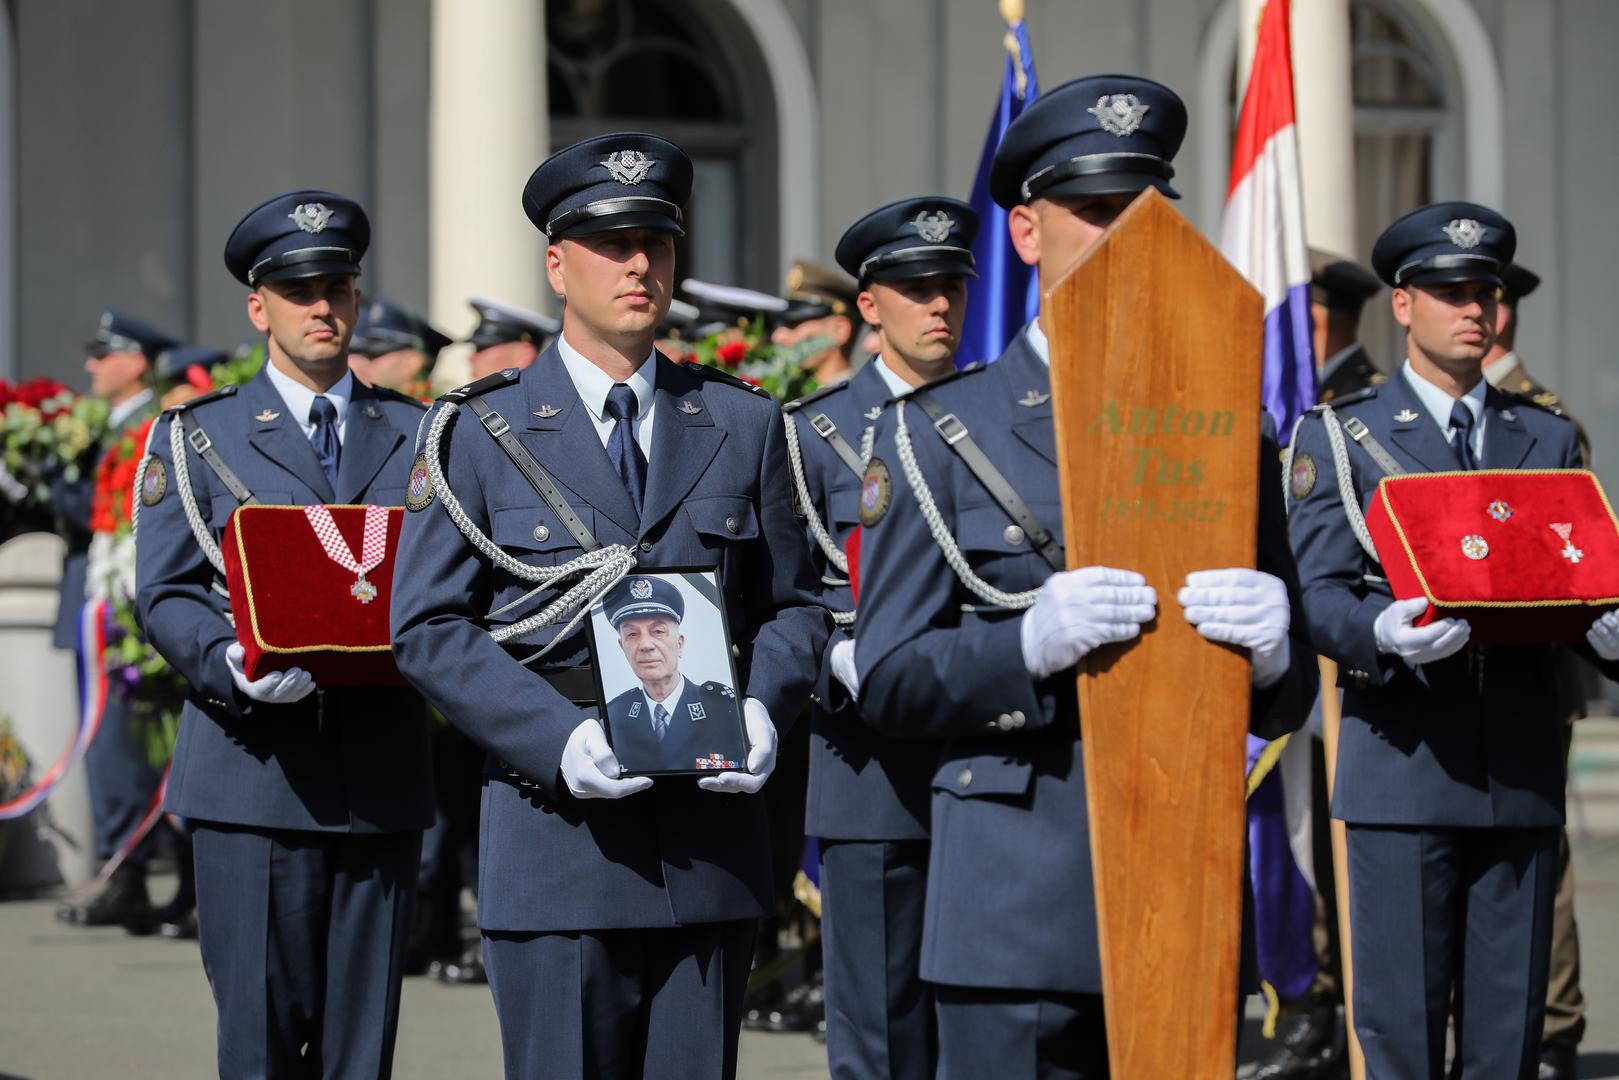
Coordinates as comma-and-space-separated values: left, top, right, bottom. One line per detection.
1239, 0, 1358, 259
428, 0, 548, 390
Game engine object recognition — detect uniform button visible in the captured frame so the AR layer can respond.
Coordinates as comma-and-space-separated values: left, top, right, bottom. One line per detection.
996, 712, 1014, 731
1010, 710, 1026, 728
1003, 524, 1026, 546
640, 541, 654, 553
532, 524, 550, 543
725, 515, 740, 534
957, 768, 973, 789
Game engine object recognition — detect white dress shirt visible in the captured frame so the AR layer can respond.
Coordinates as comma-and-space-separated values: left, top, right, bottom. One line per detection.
557, 334, 657, 457
266, 361, 354, 445
1026, 320, 1050, 365
1399, 360, 1486, 461
108, 387, 154, 428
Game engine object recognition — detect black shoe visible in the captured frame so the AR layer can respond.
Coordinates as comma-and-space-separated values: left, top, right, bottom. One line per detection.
1538, 1042, 1577, 1080
158, 908, 199, 940
56, 863, 152, 928
746, 972, 824, 1034
1247, 998, 1342, 1080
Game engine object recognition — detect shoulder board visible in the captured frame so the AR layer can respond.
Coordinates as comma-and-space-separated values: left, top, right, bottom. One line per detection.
681, 360, 772, 398
904, 363, 987, 404
782, 379, 851, 413
1310, 385, 1378, 411
371, 384, 430, 410
440, 367, 521, 404
702, 680, 737, 698
1503, 387, 1568, 417
164, 385, 238, 414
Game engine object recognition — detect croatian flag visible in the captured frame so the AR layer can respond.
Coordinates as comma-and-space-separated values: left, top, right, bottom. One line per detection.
1220, 0, 1317, 439
960, 4, 1039, 367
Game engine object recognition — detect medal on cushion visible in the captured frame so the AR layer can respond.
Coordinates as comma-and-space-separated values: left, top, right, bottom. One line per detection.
304, 504, 390, 604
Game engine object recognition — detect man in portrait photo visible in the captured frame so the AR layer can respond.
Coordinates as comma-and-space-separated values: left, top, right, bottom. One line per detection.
600, 574, 745, 774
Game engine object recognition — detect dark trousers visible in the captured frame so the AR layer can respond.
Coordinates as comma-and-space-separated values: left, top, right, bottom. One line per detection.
192, 824, 421, 1080
820, 839, 934, 1080
83, 679, 164, 864
1347, 824, 1558, 1079
934, 985, 1107, 1080
483, 919, 756, 1080
1544, 723, 1585, 1049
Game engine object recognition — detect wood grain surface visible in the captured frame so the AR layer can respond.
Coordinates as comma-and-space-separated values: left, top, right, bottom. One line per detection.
1045, 189, 1263, 1078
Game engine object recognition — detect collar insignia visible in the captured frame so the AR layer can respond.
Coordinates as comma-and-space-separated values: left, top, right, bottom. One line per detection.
1442, 218, 1485, 249
913, 210, 955, 243
679, 400, 703, 415
533, 404, 561, 419
1500, 409, 1517, 421
1019, 390, 1051, 407
255, 409, 281, 422
363, 404, 381, 419
287, 202, 333, 234
1394, 408, 1419, 423
864, 406, 882, 421
1088, 94, 1150, 137
601, 150, 655, 186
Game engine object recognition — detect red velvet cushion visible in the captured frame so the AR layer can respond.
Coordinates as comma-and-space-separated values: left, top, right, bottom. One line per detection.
223, 505, 408, 686
1364, 469, 1619, 644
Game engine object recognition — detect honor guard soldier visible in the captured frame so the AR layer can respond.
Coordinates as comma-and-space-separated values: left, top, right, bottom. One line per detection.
1286, 202, 1619, 1078
772, 260, 862, 384
155, 344, 229, 410
55, 310, 178, 929
851, 76, 1317, 1077
1310, 249, 1386, 403
786, 195, 978, 1080
465, 295, 559, 379
390, 133, 829, 1080
349, 296, 452, 394
134, 190, 434, 1077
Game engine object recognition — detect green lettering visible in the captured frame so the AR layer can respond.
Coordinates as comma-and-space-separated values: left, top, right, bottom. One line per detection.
1157, 457, 1183, 485
1130, 447, 1157, 484
1160, 405, 1181, 434
1128, 407, 1157, 435
1179, 410, 1205, 436
1089, 401, 1123, 434
1186, 459, 1206, 485
1208, 411, 1235, 437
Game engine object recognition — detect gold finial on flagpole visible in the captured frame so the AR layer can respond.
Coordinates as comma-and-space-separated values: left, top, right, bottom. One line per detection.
1000, 0, 1028, 98
999, 0, 1024, 26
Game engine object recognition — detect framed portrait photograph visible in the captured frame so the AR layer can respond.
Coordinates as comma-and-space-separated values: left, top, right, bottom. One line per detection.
587, 568, 750, 777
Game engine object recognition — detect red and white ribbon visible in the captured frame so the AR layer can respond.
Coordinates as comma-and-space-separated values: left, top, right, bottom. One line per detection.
304, 505, 389, 598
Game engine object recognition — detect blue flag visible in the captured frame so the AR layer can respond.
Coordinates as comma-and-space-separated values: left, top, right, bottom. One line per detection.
961, 16, 1039, 367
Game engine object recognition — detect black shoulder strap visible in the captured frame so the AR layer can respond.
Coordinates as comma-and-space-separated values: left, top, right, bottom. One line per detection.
463, 397, 599, 552
176, 411, 258, 507
908, 390, 1064, 572
798, 410, 866, 480
1335, 413, 1406, 477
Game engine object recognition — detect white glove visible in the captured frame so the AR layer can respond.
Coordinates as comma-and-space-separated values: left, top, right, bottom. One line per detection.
225, 642, 316, 704
830, 639, 859, 698
1178, 569, 1292, 690
1587, 611, 1619, 661
560, 718, 654, 800
698, 698, 777, 794
1020, 566, 1157, 680
1373, 597, 1470, 666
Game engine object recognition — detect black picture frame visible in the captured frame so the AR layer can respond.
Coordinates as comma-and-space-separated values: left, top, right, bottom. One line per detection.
586, 567, 750, 777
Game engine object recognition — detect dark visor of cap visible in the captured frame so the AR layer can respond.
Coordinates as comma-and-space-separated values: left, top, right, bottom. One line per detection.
248, 245, 360, 286
1022, 152, 1175, 202
546, 196, 684, 238
858, 246, 977, 284
1394, 253, 1503, 286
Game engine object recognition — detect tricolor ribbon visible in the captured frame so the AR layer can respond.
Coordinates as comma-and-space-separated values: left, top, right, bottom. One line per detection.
0, 599, 110, 821
66, 764, 172, 901
304, 504, 389, 601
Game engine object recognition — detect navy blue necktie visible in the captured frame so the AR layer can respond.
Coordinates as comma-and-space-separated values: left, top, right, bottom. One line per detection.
605, 384, 647, 516
1449, 399, 1478, 470
309, 395, 341, 491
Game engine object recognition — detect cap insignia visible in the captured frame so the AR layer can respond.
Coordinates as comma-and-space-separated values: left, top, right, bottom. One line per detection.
1442, 218, 1485, 249
534, 405, 561, 419
630, 578, 654, 600
1394, 409, 1419, 423
912, 210, 955, 244
256, 409, 281, 422
601, 150, 655, 186
287, 202, 334, 234
678, 400, 704, 415
1089, 94, 1150, 137
1018, 390, 1051, 407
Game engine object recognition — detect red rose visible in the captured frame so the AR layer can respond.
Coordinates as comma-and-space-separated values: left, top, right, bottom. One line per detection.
716, 341, 747, 368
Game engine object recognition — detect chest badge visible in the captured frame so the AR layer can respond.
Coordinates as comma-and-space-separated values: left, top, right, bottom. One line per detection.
533, 405, 561, 419
255, 409, 281, 423
405, 453, 435, 512
139, 456, 168, 507
1393, 409, 1419, 423
1289, 452, 1317, 499
679, 400, 704, 415
859, 457, 894, 527
1018, 390, 1051, 408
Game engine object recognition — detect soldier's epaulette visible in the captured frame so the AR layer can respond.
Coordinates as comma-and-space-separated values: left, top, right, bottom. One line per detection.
1309, 385, 1378, 412
163, 384, 238, 414
1503, 387, 1568, 417
371, 384, 430, 410
702, 680, 736, 699
782, 379, 851, 413
681, 360, 772, 398
440, 367, 522, 404
902, 362, 985, 403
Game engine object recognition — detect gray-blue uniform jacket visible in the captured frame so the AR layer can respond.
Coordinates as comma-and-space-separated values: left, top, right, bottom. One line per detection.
1286, 371, 1616, 827
791, 361, 934, 842
853, 327, 1316, 994
389, 346, 830, 932
135, 368, 434, 833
